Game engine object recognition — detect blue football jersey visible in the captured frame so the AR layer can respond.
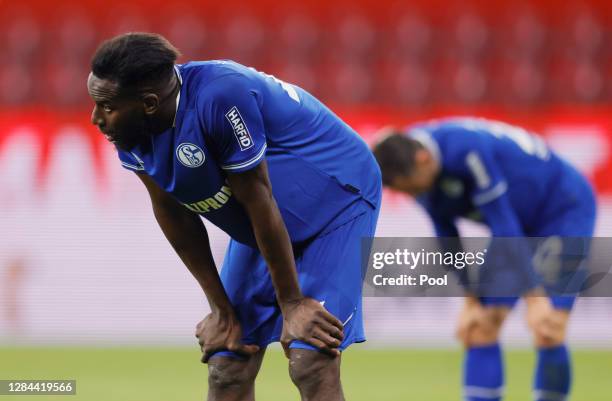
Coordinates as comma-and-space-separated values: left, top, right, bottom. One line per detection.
409, 117, 595, 238
117, 61, 381, 247
408, 118, 597, 294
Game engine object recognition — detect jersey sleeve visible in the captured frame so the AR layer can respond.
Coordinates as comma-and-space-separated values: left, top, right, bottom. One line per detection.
463, 145, 521, 236
463, 146, 539, 294
428, 211, 460, 237
199, 74, 267, 173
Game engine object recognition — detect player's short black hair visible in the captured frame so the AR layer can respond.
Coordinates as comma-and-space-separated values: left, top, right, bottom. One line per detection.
372, 132, 423, 186
91, 32, 181, 90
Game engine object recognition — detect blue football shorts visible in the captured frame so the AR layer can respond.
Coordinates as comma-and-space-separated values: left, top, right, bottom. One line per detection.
481, 184, 596, 311
211, 198, 380, 359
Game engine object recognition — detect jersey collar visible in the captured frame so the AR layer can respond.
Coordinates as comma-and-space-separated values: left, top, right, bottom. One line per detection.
172, 65, 183, 128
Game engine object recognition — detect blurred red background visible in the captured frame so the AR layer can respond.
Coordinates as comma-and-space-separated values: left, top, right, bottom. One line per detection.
0, 0, 610, 192
1, 0, 610, 108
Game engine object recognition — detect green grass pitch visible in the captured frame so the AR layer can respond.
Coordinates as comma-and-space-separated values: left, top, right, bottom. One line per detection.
0, 347, 610, 400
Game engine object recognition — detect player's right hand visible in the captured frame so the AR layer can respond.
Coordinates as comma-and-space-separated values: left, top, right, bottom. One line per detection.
524, 295, 563, 345
456, 297, 492, 347
279, 297, 344, 358
195, 313, 260, 363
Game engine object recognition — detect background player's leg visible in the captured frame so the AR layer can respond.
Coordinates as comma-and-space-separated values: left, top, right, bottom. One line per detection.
462, 300, 513, 401
207, 348, 266, 401
288, 349, 343, 401
533, 302, 572, 401
529, 180, 595, 401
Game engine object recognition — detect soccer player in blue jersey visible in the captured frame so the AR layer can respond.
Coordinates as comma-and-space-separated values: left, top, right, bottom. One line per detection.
373, 118, 596, 401
87, 33, 381, 401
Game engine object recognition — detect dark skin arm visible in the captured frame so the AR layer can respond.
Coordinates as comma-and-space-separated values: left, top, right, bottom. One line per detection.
136, 173, 259, 362
226, 160, 344, 357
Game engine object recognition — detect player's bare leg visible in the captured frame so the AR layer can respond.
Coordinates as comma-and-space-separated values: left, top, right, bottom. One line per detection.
529, 308, 572, 401
456, 299, 510, 347
458, 301, 510, 401
207, 348, 266, 401
530, 308, 570, 347
288, 349, 344, 401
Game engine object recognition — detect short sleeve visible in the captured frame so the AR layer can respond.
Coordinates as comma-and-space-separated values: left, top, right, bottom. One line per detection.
430, 213, 460, 237
200, 74, 267, 173
464, 146, 507, 206
462, 147, 538, 293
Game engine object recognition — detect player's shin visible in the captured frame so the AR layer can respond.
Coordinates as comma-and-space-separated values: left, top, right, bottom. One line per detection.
534, 345, 571, 401
463, 344, 504, 401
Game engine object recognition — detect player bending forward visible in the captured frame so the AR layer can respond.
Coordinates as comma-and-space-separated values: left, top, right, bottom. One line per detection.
373, 118, 596, 401
87, 33, 381, 401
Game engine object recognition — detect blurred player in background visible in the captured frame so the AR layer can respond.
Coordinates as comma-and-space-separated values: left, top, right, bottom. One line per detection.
87, 33, 381, 401
373, 118, 596, 401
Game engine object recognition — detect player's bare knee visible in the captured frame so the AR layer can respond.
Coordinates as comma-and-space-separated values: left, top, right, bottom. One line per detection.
533, 310, 569, 348
466, 309, 507, 347
288, 349, 340, 389
208, 357, 258, 390
534, 333, 565, 348
466, 327, 500, 347
533, 321, 567, 347
487, 308, 509, 327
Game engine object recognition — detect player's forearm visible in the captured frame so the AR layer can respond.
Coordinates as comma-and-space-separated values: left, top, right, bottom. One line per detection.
480, 200, 540, 294
227, 162, 304, 309
247, 195, 304, 307
152, 203, 234, 314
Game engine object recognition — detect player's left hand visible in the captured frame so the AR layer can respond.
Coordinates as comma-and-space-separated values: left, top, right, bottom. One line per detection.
279, 297, 344, 358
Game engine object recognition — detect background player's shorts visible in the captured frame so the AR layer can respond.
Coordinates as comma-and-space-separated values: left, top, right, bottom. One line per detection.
480, 179, 596, 311
212, 197, 380, 359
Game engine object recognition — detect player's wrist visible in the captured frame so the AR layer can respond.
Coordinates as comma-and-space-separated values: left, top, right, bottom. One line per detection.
523, 287, 547, 305
464, 293, 480, 305
208, 302, 236, 316
278, 295, 306, 314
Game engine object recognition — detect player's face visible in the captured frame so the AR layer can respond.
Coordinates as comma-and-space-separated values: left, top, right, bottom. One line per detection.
390, 150, 438, 196
391, 172, 434, 196
87, 73, 151, 151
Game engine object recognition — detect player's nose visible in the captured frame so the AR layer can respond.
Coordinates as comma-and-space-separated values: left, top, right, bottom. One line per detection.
91, 107, 105, 129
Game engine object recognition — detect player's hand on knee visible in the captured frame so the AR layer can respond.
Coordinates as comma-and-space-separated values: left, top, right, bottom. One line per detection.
279, 297, 344, 358
195, 313, 259, 363
525, 295, 562, 345
456, 298, 488, 347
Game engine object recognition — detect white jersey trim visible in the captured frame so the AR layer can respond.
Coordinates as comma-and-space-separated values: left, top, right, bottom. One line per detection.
172, 65, 182, 128
466, 151, 491, 188
472, 181, 508, 205
120, 161, 145, 171
221, 143, 267, 171
410, 129, 441, 165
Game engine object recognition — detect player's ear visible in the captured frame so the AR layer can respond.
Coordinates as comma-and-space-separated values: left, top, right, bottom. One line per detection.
142, 93, 160, 115
415, 148, 431, 165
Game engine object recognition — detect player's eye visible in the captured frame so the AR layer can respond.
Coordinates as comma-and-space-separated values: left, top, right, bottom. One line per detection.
103, 104, 113, 113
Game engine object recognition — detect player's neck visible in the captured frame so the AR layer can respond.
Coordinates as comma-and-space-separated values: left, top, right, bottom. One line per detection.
150, 80, 181, 134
